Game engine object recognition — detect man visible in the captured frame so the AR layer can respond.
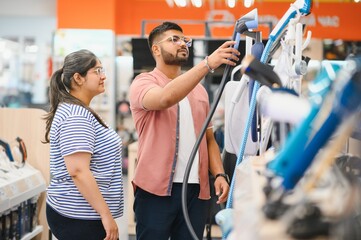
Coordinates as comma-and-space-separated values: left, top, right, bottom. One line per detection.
129, 21, 239, 240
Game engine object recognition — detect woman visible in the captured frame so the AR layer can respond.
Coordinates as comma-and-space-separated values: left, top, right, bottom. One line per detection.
44, 49, 123, 240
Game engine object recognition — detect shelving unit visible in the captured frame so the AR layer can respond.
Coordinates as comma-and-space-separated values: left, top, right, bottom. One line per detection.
0, 108, 50, 240
21, 225, 43, 240
0, 163, 46, 213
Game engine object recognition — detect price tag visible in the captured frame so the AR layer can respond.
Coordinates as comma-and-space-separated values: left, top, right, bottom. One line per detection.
9, 184, 19, 196
30, 174, 40, 186
2, 185, 12, 198
16, 179, 28, 193
0, 188, 7, 201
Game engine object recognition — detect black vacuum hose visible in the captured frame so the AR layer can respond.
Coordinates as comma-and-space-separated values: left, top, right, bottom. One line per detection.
181, 63, 234, 240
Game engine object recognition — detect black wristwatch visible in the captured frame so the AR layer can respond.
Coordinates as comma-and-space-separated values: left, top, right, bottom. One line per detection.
215, 173, 230, 185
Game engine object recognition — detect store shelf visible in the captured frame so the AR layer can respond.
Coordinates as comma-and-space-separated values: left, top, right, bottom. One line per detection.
21, 225, 43, 240
0, 163, 46, 213
0, 107, 50, 240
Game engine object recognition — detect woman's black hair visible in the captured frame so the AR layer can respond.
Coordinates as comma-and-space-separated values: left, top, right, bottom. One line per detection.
43, 49, 107, 143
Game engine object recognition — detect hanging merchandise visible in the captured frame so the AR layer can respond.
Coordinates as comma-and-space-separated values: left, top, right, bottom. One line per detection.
0, 137, 27, 170
0, 139, 14, 163
213, 0, 312, 239
262, 55, 361, 238
12, 137, 27, 169
181, 8, 259, 240
267, 60, 344, 180
226, 0, 312, 210
274, 41, 294, 88
224, 54, 361, 239
224, 9, 261, 158
0, 142, 13, 174
262, 14, 311, 153
282, 56, 361, 191
273, 17, 312, 93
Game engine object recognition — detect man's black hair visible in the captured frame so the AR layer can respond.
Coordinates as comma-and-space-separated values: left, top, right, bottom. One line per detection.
148, 21, 183, 50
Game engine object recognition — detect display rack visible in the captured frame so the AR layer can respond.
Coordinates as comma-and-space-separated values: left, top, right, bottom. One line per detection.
0, 163, 46, 213
0, 108, 50, 240
20, 225, 43, 240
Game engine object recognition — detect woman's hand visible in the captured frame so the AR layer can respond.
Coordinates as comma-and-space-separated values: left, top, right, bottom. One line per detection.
102, 213, 119, 240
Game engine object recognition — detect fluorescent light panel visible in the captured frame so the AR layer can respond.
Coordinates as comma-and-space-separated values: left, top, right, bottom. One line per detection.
174, 0, 187, 7
227, 0, 236, 8
191, 0, 203, 7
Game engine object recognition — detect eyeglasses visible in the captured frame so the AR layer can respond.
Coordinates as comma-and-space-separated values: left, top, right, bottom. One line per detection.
93, 67, 106, 76
155, 35, 192, 48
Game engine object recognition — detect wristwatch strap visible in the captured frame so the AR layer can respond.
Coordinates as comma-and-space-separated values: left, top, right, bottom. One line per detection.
215, 173, 230, 185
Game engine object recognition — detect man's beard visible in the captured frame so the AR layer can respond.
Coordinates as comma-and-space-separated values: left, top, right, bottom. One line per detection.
161, 48, 189, 66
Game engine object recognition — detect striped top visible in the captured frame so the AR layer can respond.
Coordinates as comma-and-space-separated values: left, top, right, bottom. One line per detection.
47, 103, 123, 220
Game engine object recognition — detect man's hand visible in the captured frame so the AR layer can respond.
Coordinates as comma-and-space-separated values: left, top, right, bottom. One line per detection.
214, 176, 230, 204
207, 40, 240, 70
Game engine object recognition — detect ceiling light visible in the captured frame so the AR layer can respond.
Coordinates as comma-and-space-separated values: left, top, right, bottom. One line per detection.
191, 0, 203, 7
174, 0, 188, 7
227, 0, 236, 8
244, 0, 254, 8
